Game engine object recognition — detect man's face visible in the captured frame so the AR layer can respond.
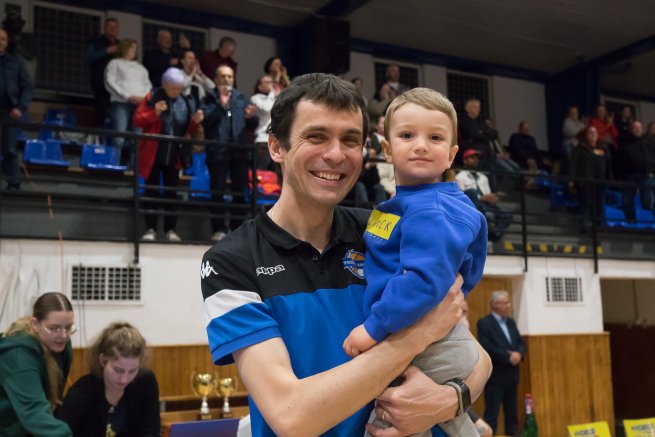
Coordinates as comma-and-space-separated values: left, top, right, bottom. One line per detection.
163, 82, 183, 100
181, 51, 196, 71
492, 294, 512, 318
386, 65, 400, 82
272, 100, 364, 209
158, 31, 172, 50
257, 75, 273, 94
375, 116, 385, 135
463, 154, 480, 169
0, 29, 7, 54
465, 100, 481, 119
215, 66, 234, 88
219, 42, 236, 58
631, 121, 643, 137
520, 122, 530, 135
105, 20, 119, 39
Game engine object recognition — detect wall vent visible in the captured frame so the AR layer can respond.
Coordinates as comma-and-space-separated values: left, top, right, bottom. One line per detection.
545, 277, 582, 303
71, 265, 141, 302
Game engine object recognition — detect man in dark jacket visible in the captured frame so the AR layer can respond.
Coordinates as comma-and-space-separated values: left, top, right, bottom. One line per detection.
202, 64, 256, 240
84, 17, 119, 127
621, 121, 655, 219
477, 290, 525, 437
0, 27, 33, 190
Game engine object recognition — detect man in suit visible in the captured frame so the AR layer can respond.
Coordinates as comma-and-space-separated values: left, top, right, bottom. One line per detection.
477, 290, 526, 436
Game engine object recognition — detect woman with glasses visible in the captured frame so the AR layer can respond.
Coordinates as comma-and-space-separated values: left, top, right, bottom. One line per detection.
57, 321, 160, 437
0, 291, 76, 437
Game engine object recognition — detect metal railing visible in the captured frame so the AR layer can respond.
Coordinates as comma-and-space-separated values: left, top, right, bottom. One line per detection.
1, 119, 654, 271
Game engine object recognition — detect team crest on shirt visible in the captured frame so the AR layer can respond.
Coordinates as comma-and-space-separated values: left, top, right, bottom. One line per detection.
342, 249, 365, 279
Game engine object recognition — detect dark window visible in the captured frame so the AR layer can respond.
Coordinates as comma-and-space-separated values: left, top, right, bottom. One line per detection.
374, 62, 419, 92
447, 72, 491, 119
142, 21, 206, 57
33, 5, 100, 94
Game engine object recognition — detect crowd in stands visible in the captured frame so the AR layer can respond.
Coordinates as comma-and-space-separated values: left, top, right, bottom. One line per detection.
2, 14, 655, 243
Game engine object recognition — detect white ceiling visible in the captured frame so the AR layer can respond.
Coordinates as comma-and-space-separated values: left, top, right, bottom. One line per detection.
143, 0, 655, 93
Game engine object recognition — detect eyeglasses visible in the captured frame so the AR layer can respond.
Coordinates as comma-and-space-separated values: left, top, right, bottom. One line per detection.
42, 324, 78, 336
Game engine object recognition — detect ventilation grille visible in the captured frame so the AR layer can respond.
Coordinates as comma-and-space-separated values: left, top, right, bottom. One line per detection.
545, 277, 582, 303
71, 265, 141, 301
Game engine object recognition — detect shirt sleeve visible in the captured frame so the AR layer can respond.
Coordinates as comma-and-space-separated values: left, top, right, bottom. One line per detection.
364, 209, 485, 341
137, 369, 161, 437
56, 377, 91, 434
201, 246, 281, 365
2, 348, 72, 437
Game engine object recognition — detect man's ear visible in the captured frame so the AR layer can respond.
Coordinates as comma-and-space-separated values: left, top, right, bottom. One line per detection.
448, 145, 459, 166
268, 135, 287, 164
381, 139, 393, 163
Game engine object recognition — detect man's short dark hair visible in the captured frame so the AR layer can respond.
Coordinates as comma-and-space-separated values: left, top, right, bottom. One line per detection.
105, 17, 118, 25
218, 36, 235, 48
267, 73, 368, 149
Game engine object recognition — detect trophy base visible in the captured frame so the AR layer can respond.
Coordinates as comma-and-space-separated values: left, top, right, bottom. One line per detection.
221, 411, 234, 419
197, 413, 213, 420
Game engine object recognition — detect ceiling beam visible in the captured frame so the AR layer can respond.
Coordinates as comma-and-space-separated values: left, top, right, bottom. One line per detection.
317, 0, 371, 17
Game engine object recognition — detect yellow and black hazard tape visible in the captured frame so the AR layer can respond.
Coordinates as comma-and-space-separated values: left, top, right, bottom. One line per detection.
501, 241, 603, 255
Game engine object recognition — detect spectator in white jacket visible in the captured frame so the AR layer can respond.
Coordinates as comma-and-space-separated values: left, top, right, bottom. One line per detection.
104, 38, 151, 165
250, 75, 276, 169
179, 49, 214, 103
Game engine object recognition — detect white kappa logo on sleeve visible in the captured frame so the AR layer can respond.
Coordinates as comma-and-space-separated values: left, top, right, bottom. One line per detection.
200, 261, 218, 279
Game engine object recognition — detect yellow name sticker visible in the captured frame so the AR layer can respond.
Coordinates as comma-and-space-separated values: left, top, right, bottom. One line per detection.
366, 210, 401, 240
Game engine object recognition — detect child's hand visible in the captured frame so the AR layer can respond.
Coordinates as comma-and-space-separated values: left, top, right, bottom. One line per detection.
343, 325, 377, 358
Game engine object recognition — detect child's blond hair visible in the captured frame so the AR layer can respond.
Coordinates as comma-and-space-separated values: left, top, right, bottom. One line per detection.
384, 88, 458, 146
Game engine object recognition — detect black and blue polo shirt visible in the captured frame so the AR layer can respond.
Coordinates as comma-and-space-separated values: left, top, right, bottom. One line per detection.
201, 206, 371, 436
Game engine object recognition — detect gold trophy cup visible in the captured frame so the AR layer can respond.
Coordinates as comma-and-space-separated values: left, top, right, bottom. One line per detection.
218, 377, 237, 418
191, 372, 219, 420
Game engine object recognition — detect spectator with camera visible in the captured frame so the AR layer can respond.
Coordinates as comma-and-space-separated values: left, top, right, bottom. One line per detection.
134, 68, 203, 242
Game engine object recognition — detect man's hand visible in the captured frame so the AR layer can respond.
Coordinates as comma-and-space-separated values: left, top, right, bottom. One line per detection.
366, 366, 458, 436
191, 109, 204, 124
343, 325, 377, 358
508, 351, 521, 366
244, 103, 257, 119
128, 96, 142, 105
9, 108, 22, 120
480, 193, 498, 204
170, 57, 179, 66
155, 100, 168, 116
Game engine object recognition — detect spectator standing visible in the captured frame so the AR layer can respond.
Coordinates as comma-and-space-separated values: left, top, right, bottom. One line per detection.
383, 63, 409, 98
476, 290, 525, 437
199, 36, 237, 85
353, 147, 387, 207
456, 149, 512, 246
561, 106, 586, 175
179, 49, 215, 103
621, 121, 655, 219
104, 38, 151, 166
368, 83, 393, 121
263, 56, 290, 95
133, 68, 203, 242
57, 322, 160, 437
351, 77, 368, 107
459, 98, 491, 161
85, 17, 119, 127
589, 104, 619, 178
570, 125, 613, 231
616, 106, 634, 148
0, 292, 75, 437
0, 27, 32, 190
143, 29, 190, 88
368, 117, 396, 198
250, 75, 276, 170
202, 65, 256, 241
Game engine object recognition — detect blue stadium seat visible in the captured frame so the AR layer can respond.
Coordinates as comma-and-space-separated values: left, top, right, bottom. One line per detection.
80, 144, 127, 172
183, 152, 208, 176
605, 189, 622, 208
39, 109, 78, 142
605, 205, 627, 228
550, 183, 578, 208
189, 173, 212, 199
23, 139, 71, 167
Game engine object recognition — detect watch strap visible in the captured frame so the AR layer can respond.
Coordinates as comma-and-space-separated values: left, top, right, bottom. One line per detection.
445, 378, 471, 416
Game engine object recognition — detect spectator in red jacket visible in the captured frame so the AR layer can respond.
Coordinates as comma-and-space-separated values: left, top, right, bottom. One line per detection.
133, 67, 203, 242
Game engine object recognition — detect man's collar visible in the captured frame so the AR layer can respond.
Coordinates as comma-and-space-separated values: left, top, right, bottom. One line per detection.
492, 311, 506, 321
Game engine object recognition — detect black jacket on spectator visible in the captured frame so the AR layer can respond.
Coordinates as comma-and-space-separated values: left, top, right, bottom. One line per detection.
571, 142, 613, 181
143, 49, 178, 88
0, 52, 33, 111
621, 135, 653, 177
85, 34, 117, 92
508, 133, 543, 169
460, 114, 491, 153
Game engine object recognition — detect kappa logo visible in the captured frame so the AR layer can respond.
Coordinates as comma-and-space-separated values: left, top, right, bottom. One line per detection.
342, 249, 365, 279
200, 261, 218, 279
256, 265, 285, 276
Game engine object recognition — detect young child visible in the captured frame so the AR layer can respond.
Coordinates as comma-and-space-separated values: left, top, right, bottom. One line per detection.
343, 88, 488, 437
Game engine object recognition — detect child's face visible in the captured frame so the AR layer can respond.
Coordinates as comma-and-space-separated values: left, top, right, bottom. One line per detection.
383, 103, 458, 186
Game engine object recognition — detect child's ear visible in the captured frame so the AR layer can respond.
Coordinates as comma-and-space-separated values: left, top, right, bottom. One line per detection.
448, 145, 459, 166
381, 139, 393, 163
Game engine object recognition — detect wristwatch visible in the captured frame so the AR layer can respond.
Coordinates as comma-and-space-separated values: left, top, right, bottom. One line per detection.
444, 378, 471, 416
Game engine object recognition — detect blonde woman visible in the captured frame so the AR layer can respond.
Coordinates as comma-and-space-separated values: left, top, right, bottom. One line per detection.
57, 322, 160, 437
0, 292, 75, 437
